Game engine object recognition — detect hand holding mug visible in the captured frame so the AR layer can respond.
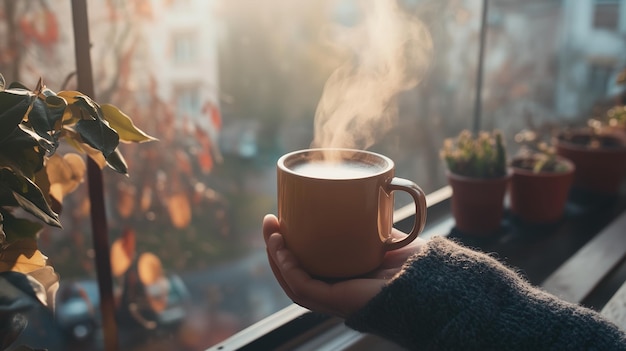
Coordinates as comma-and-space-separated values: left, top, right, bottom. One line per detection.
263, 214, 426, 318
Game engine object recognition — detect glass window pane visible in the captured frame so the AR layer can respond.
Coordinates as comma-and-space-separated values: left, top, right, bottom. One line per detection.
98, 2, 481, 350
1, 0, 481, 350
485, 1, 626, 155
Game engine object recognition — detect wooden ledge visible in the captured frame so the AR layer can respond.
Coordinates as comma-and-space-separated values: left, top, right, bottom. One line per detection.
541, 211, 626, 304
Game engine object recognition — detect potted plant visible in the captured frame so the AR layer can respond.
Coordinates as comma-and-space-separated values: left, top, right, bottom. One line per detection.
0, 73, 155, 350
555, 121, 626, 196
509, 130, 575, 224
598, 105, 626, 140
605, 105, 626, 133
440, 130, 510, 236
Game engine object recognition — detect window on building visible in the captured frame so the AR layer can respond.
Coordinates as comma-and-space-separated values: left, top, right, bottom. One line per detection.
175, 84, 202, 117
589, 62, 614, 99
172, 31, 198, 64
593, 0, 621, 31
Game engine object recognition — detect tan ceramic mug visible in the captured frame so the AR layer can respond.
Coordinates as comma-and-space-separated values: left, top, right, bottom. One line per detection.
277, 148, 427, 278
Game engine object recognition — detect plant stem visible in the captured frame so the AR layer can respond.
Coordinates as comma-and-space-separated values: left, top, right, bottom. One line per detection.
70, 1, 119, 350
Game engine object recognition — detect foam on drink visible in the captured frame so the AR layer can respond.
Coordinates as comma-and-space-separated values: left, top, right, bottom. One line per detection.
291, 161, 381, 179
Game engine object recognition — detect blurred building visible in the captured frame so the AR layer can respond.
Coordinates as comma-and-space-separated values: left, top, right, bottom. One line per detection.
557, 0, 626, 117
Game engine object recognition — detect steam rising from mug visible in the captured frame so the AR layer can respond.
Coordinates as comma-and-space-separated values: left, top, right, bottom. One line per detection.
311, 1, 433, 157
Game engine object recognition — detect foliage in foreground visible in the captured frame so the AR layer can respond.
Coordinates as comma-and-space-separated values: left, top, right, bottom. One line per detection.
0, 72, 155, 349
0, 73, 156, 250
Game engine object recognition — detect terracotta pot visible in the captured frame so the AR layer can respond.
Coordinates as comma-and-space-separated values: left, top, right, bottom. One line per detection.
509, 156, 575, 224
602, 124, 626, 138
447, 171, 510, 236
555, 130, 626, 195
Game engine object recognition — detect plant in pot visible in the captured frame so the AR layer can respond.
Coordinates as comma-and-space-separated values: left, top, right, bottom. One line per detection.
599, 105, 626, 138
606, 105, 626, 128
440, 130, 509, 236
509, 129, 575, 224
555, 120, 626, 196
0, 73, 155, 350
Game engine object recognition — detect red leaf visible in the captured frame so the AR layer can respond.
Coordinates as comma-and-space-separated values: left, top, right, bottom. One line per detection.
203, 102, 222, 130
198, 150, 213, 174
121, 228, 136, 259
176, 149, 193, 175
41, 11, 59, 45
168, 193, 191, 229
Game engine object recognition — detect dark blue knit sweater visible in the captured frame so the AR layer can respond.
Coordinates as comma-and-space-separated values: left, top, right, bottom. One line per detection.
346, 236, 626, 350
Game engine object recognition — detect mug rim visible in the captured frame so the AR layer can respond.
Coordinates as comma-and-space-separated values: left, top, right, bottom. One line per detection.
277, 148, 394, 180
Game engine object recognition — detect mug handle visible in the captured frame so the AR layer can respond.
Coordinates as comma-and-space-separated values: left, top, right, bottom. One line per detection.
383, 177, 427, 251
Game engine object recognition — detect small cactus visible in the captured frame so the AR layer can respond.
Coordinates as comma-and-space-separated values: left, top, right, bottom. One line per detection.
514, 129, 568, 173
440, 130, 507, 178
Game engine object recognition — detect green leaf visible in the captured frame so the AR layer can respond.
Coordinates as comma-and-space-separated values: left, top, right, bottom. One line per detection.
105, 148, 129, 175
74, 118, 120, 158
40, 87, 56, 98
12, 188, 60, 228
73, 94, 102, 121
33, 164, 57, 215
0, 128, 45, 180
7, 81, 29, 90
0, 90, 34, 142
101, 104, 157, 143
43, 90, 66, 109
0, 175, 18, 207
63, 104, 83, 126
17, 123, 55, 155
0, 169, 60, 228
19, 145, 46, 179
26, 98, 64, 142
0, 210, 43, 243
0, 146, 45, 181
0, 126, 41, 158
46, 94, 68, 113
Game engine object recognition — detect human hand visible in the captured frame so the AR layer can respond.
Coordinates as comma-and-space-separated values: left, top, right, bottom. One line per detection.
263, 214, 425, 319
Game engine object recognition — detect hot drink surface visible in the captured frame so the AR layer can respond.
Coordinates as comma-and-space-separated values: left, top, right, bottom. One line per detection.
291, 161, 381, 179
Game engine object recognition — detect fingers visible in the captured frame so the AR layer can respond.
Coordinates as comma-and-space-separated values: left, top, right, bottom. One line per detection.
267, 233, 382, 318
266, 233, 321, 307
265, 242, 294, 304
262, 214, 280, 242
265, 233, 335, 315
262, 214, 387, 318
262, 215, 297, 305
263, 217, 328, 313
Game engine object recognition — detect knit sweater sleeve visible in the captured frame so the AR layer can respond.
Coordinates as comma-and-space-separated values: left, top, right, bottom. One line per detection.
345, 236, 626, 350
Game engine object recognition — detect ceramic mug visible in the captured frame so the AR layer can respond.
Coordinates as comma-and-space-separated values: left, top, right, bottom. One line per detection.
277, 148, 427, 278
